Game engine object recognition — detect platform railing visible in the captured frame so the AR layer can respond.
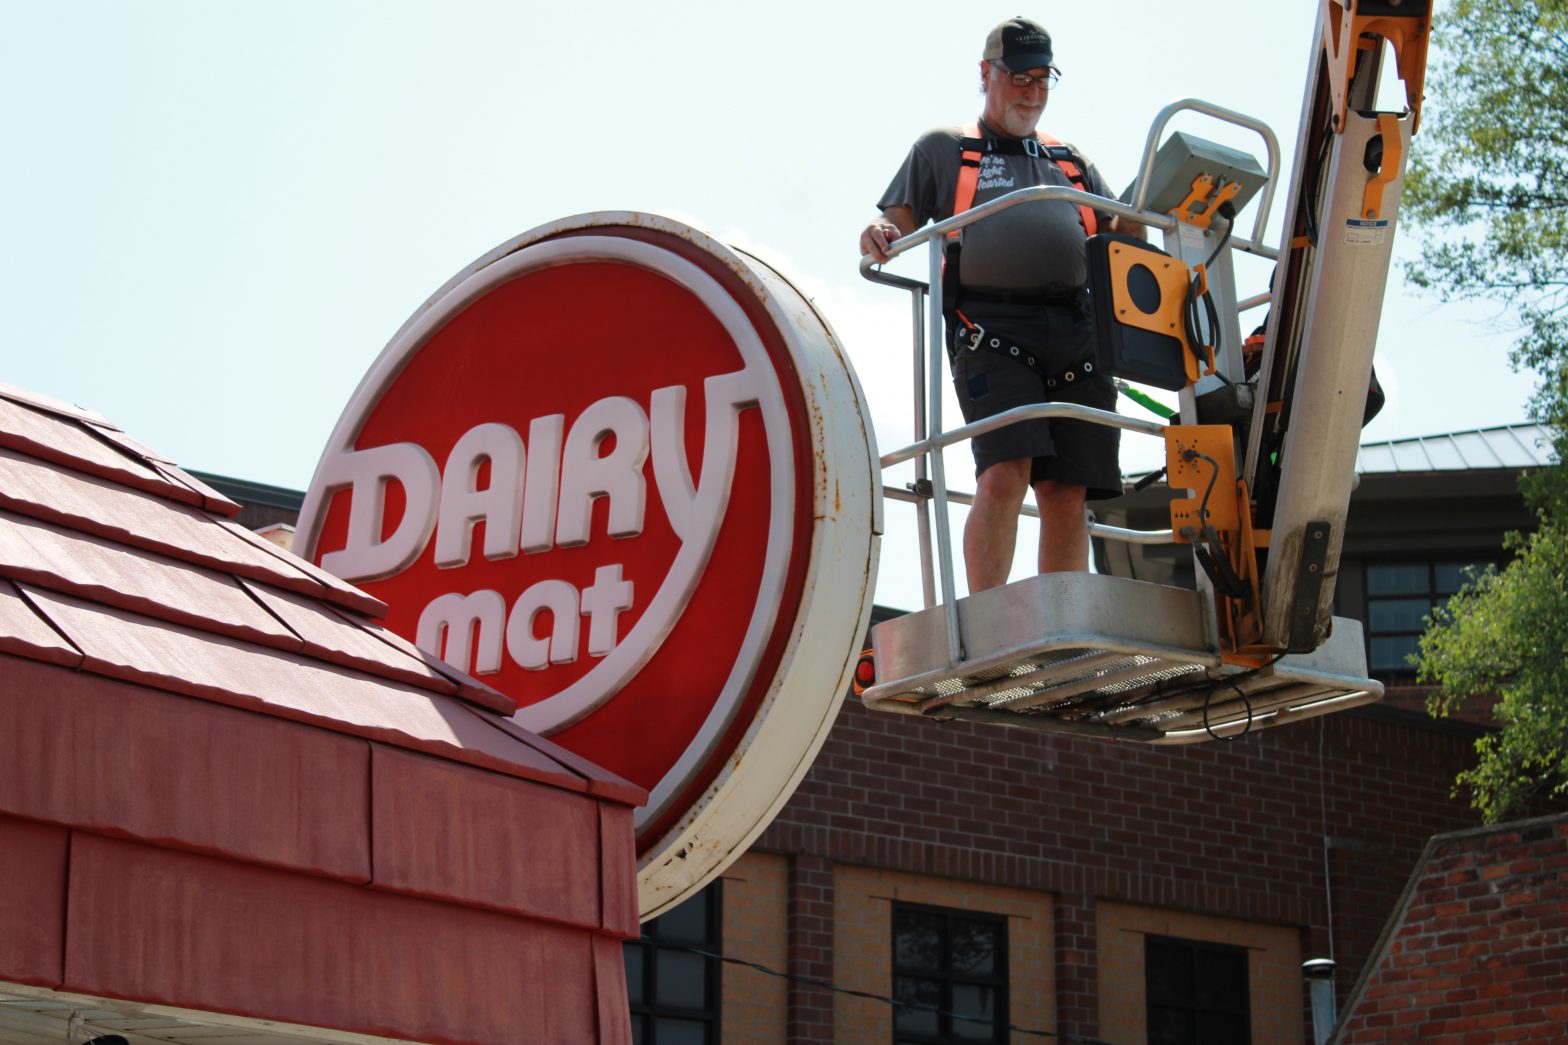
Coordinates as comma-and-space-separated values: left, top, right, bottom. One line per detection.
858, 103, 1282, 669
859, 186, 1177, 667
1129, 97, 1283, 256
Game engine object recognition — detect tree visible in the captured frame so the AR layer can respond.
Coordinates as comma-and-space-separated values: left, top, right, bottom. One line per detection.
1406, 0, 1568, 820
1420, 528, 1568, 820
1402, 0, 1568, 428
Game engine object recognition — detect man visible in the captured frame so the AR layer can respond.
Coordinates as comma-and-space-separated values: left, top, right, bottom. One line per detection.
860, 17, 1135, 592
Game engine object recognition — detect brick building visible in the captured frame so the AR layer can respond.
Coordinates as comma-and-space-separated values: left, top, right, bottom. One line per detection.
198, 424, 1556, 1045
1331, 812, 1568, 1044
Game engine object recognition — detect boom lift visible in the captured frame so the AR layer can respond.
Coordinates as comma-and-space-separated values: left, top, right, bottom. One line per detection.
855, 1, 1431, 743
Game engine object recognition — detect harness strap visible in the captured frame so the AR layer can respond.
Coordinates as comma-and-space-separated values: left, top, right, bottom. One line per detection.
944, 124, 1099, 325
951, 133, 985, 241
951, 314, 1098, 388
951, 125, 1099, 236
941, 129, 987, 316
1036, 133, 1099, 236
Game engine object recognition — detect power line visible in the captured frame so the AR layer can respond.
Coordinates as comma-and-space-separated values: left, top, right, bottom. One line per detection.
663, 942, 1129, 1045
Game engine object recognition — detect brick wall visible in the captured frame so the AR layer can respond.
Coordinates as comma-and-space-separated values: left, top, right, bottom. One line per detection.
1333, 814, 1568, 1044
758, 693, 1493, 1042
720, 852, 788, 1042
786, 854, 835, 1042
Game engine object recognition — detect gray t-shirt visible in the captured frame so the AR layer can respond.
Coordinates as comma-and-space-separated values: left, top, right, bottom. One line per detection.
876, 122, 1114, 290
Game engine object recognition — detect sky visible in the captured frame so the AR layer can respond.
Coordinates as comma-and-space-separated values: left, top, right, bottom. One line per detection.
0, 1, 1536, 611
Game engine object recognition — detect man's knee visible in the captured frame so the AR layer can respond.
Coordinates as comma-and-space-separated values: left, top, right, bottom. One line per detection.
976, 459, 1032, 505
1032, 479, 1087, 522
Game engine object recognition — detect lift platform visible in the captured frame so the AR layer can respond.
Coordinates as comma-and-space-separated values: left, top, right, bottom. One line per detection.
861, 573, 1381, 743
856, 1, 1430, 742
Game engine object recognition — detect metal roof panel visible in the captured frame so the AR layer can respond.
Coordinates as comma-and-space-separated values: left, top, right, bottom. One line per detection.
0, 447, 376, 616
0, 397, 164, 482
1416, 436, 1467, 471
1356, 424, 1555, 474
0, 380, 112, 427
1487, 427, 1543, 468
1449, 430, 1505, 469
0, 580, 82, 669
481, 713, 648, 806
0, 655, 372, 882
0, 447, 295, 572
150, 462, 244, 516
1355, 443, 1397, 474
240, 579, 458, 697
325, 609, 518, 716
19, 584, 589, 793
369, 745, 602, 926
0, 510, 298, 650
1390, 439, 1434, 472
217, 519, 386, 618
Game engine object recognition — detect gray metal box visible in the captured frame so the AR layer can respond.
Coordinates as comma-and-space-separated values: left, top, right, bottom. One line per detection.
1121, 131, 1268, 218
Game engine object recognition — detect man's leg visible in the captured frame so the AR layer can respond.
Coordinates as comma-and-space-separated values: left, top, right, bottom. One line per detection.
1033, 479, 1089, 573
964, 458, 1032, 592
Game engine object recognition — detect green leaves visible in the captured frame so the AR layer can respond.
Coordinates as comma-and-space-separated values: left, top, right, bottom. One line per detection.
1407, 0, 1568, 820
1405, 0, 1568, 328
1419, 526, 1568, 820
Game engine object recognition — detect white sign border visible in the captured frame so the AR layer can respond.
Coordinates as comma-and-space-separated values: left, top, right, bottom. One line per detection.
297, 213, 883, 919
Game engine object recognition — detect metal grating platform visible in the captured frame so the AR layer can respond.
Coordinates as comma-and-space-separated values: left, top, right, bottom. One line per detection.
861, 573, 1382, 743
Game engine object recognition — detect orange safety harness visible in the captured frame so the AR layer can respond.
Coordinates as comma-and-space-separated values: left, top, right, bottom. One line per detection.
950, 123, 1099, 239
944, 124, 1100, 324
944, 124, 1103, 388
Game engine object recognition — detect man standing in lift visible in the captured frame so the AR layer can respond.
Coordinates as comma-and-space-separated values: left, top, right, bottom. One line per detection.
860, 17, 1133, 592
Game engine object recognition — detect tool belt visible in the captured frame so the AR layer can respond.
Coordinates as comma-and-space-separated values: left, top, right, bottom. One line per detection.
949, 293, 1099, 389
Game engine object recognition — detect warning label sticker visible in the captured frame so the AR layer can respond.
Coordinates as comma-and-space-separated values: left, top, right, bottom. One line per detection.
1345, 218, 1390, 246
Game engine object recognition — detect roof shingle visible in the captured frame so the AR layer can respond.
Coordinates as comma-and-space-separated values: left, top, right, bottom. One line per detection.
0, 382, 644, 801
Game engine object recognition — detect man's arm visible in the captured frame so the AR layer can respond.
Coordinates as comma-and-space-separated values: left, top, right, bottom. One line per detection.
1108, 214, 1148, 240
859, 205, 917, 264
1078, 152, 1146, 241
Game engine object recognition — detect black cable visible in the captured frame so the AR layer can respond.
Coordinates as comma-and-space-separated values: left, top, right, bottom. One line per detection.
1204, 678, 1255, 741
1200, 652, 1287, 741
1302, 130, 1333, 249
1180, 448, 1250, 599
1182, 449, 1221, 527
1203, 201, 1237, 269
661, 942, 1130, 1045
1132, 466, 1167, 493
1182, 201, 1236, 383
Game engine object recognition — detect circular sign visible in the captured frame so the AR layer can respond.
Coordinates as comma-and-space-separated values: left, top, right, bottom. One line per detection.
296, 213, 881, 916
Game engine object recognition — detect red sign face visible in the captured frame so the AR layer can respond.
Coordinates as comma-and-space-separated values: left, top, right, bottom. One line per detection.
297, 217, 876, 891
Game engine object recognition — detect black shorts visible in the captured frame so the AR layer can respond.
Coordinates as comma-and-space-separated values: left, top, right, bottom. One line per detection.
948, 295, 1123, 501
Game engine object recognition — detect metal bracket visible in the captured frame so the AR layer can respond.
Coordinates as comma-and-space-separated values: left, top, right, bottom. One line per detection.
1287, 522, 1333, 652
1360, 112, 1403, 219
1174, 173, 1243, 228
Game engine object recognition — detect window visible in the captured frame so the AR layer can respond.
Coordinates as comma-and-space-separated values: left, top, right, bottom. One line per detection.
1144, 935, 1250, 1045
1364, 560, 1490, 676
624, 884, 721, 1045
891, 903, 1008, 1044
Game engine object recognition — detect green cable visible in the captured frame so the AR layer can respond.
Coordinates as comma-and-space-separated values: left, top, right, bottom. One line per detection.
1115, 380, 1176, 420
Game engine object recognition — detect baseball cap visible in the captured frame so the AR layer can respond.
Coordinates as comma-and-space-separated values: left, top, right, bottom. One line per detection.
983, 17, 1054, 71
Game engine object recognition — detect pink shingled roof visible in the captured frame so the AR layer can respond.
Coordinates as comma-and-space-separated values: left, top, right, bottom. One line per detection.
0, 380, 643, 802
0, 380, 643, 1044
